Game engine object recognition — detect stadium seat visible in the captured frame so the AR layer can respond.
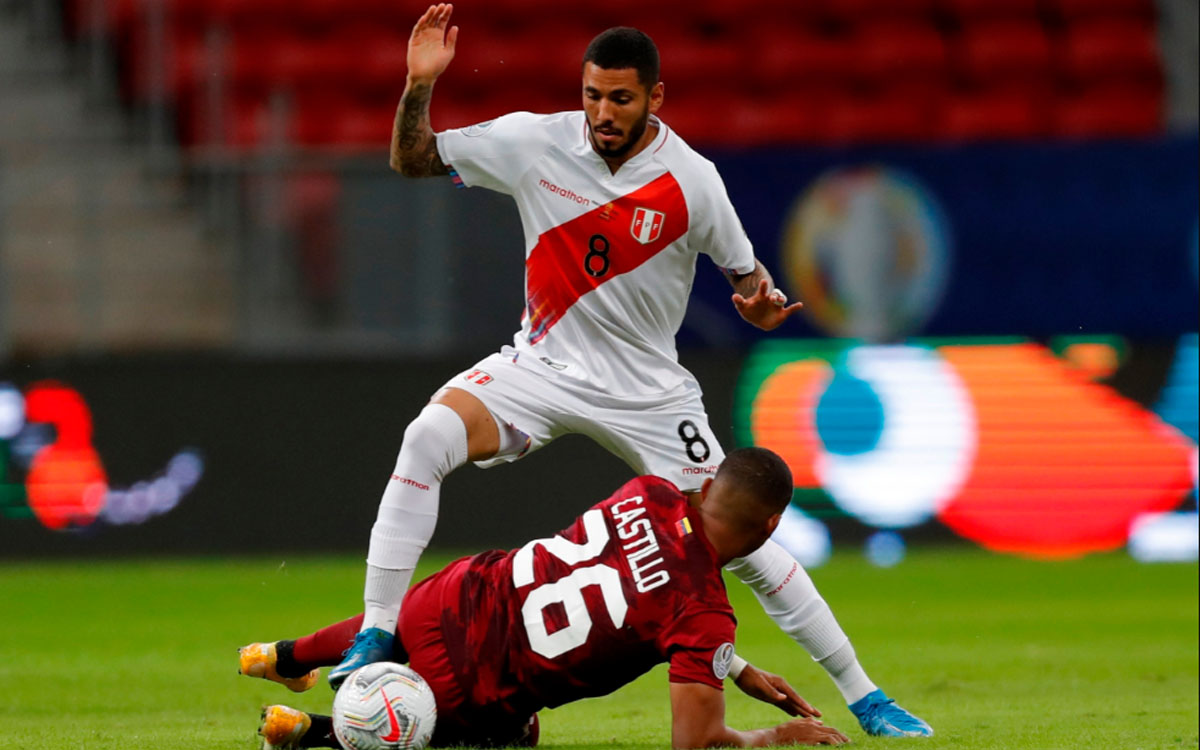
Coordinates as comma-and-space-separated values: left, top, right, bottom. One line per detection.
450, 25, 581, 92
748, 27, 857, 93
822, 0, 938, 25
823, 94, 935, 143
328, 104, 398, 149
336, 29, 410, 98
851, 23, 949, 94
1052, 87, 1162, 138
656, 35, 744, 93
955, 21, 1053, 89
938, 91, 1047, 139
938, 0, 1041, 21
660, 100, 737, 146
724, 97, 828, 146
1057, 21, 1162, 87
1048, 0, 1156, 24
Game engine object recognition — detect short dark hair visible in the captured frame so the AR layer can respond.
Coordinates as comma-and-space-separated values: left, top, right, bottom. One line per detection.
714, 447, 794, 516
582, 27, 660, 90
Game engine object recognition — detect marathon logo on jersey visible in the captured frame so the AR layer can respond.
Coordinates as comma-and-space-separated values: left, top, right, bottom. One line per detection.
630, 207, 665, 245
611, 495, 671, 593
538, 179, 592, 207
682, 465, 718, 476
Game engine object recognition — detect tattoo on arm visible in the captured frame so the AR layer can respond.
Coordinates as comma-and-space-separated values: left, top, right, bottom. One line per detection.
391, 82, 448, 177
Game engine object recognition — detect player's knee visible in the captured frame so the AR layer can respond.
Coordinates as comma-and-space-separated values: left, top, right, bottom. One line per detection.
396, 403, 469, 479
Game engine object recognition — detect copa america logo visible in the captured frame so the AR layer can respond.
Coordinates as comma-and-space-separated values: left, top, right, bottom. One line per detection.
781, 166, 951, 342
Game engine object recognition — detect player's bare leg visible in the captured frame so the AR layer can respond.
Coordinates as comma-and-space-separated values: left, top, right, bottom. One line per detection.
329, 388, 498, 687
726, 542, 933, 737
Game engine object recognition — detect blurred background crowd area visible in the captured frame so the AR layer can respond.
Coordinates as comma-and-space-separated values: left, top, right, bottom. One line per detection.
0, 0, 1195, 558
0, 0, 1195, 356
66, 0, 1192, 147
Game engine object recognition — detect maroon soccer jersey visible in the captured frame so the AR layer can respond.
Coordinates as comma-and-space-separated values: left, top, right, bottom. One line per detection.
398, 475, 736, 733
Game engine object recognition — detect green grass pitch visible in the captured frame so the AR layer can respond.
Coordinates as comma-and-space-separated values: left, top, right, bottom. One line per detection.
1, 548, 1195, 749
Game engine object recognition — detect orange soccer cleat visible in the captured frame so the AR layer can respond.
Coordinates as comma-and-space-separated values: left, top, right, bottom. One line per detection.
238, 642, 319, 693
258, 705, 313, 750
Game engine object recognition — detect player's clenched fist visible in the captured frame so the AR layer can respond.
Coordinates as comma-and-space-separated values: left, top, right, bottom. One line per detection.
775, 717, 851, 745
408, 3, 458, 84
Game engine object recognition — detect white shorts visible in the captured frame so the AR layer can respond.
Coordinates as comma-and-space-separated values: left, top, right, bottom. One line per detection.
440, 346, 725, 491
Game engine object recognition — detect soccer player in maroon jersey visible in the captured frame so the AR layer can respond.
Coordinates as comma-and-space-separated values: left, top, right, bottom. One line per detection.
333, 2, 931, 738
242, 448, 850, 748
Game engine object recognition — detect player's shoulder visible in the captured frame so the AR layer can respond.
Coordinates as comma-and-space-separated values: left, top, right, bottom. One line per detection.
654, 121, 720, 174
458, 110, 579, 147
652, 120, 728, 196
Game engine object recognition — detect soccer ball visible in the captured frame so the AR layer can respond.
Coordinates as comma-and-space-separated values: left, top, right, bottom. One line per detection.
332, 662, 437, 750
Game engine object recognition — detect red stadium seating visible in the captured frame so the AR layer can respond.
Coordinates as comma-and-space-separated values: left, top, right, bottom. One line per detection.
851, 22, 948, 92
1048, 0, 1156, 23
822, 0, 939, 24
655, 35, 744, 93
939, 90, 1048, 139
823, 93, 935, 143
748, 27, 858, 94
955, 21, 1054, 89
725, 97, 829, 145
1052, 86, 1162, 138
1058, 21, 1162, 87
937, 0, 1041, 22
81, 0, 1167, 148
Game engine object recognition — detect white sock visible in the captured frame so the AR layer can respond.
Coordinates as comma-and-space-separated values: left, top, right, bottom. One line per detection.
361, 404, 468, 634
726, 539, 878, 704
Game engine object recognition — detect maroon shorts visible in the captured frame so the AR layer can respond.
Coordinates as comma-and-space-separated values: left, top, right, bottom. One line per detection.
398, 558, 534, 748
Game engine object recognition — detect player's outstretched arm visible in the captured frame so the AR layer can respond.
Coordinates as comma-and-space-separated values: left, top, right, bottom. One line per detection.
728, 260, 804, 331
733, 662, 821, 719
390, 3, 458, 177
670, 682, 850, 748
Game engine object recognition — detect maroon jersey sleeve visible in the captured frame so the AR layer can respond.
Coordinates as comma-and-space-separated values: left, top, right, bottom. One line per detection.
659, 607, 737, 688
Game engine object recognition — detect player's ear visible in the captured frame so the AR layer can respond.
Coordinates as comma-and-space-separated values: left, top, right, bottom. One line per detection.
765, 512, 782, 536
699, 477, 714, 501
648, 81, 664, 113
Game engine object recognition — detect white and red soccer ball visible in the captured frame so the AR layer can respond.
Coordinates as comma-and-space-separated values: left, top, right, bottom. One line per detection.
332, 663, 437, 750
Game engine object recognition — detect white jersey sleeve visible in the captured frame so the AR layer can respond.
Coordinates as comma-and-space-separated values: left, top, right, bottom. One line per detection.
687, 160, 756, 275
436, 111, 552, 195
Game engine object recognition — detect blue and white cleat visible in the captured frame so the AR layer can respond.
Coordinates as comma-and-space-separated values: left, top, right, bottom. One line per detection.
327, 627, 395, 689
849, 689, 934, 737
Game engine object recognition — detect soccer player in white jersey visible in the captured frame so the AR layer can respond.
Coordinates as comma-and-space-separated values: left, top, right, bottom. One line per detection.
332, 4, 932, 738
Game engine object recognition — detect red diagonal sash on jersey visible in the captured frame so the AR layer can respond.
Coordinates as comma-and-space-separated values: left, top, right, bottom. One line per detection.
525, 172, 688, 344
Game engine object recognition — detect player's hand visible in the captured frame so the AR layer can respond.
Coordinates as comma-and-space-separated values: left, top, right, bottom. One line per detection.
774, 717, 851, 746
732, 279, 803, 331
408, 4, 458, 84
735, 664, 821, 718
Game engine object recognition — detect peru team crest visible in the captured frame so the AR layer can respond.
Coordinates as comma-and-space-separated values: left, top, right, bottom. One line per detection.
630, 207, 665, 245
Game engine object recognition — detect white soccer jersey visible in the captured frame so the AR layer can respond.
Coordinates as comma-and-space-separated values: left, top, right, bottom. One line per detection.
437, 111, 755, 397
